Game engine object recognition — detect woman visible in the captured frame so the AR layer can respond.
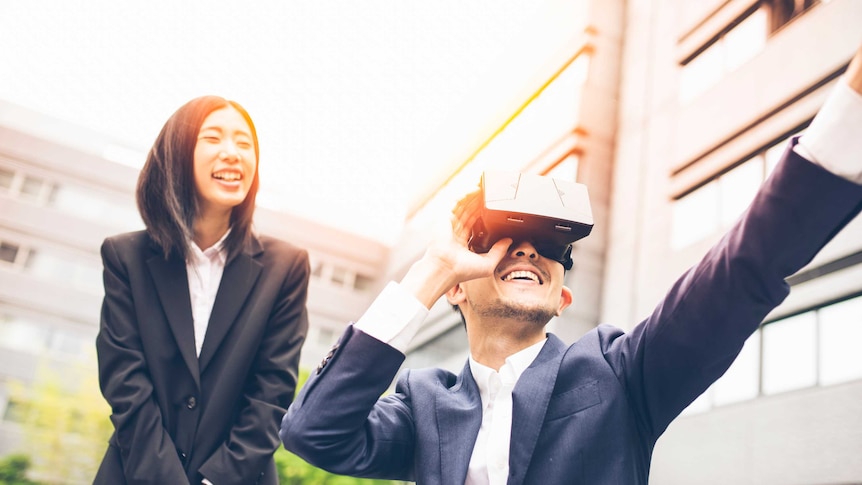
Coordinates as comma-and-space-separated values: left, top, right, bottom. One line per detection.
94, 96, 310, 485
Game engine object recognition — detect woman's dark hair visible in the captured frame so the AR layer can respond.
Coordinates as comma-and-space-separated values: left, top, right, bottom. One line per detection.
136, 95, 260, 260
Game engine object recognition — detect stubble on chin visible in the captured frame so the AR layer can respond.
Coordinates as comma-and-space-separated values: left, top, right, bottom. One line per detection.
470, 298, 556, 327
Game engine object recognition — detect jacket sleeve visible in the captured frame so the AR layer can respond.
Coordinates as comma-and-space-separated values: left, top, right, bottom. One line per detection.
604, 142, 862, 440
198, 247, 310, 484
95, 237, 190, 484
280, 325, 417, 481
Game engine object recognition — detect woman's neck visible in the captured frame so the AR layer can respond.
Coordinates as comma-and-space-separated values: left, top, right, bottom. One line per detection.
193, 212, 231, 251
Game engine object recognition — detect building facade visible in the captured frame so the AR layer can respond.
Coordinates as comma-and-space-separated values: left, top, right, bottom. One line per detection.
614, 1, 862, 483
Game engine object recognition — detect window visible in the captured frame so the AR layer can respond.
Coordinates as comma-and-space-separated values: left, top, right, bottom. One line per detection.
0, 312, 94, 361
717, 156, 763, 227
330, 266, 347, 286
679, 8, 768, 103
679, 41, 724, 103
0, 315, 50, 354
764, 138, 788, 175
0, 162, 139, 228
23, 248, 102, 292
818, 297, 862, 385
762, 312, 818, 395
723, 9, 768, 71
0, 164, 53, 203
310, 258, 324, 279
712, 331, 761, 406
0, 166, 14, 191
1, 240, 100, 285
354, 273, 375, 291
685, 294, 862, 414
680, 0, 825, 103
20, 174, 54, 203
49, 329, 91, 357
0, 241, 19, 264
309, 258, 378, 292
671, 181, 719, 249
671, 132, 801, 250
49, 183, 140, 229
768, 0, 818, 32
0, 239, 35, 269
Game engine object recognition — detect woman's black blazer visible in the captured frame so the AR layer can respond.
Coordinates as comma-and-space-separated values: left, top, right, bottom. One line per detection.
94, 230, 310, 485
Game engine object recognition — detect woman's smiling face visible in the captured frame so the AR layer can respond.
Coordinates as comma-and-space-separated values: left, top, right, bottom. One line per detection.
192, 106, 257, 219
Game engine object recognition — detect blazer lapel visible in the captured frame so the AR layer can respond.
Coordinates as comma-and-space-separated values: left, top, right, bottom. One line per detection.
508, 334, 567, 485
437, 361, 483, 485
198, 236, 263, 373
146, 251, 200, 389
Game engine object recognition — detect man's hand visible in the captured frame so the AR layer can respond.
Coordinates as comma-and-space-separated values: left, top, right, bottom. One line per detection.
846, 42, 862, 96
400, 190, 511, 309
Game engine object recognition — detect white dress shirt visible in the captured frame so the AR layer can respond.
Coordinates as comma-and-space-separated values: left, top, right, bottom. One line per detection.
795, 79, 862, 184
185, 230, 230, 357
186, 231, 229, 485
466, 339, 546, 485
353, 75, 862, 485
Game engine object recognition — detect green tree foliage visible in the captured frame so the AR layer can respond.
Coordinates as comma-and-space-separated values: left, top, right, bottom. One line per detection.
0, 454, 38, 485
7, 363, 406, 484
274, 448, 401, 485
7, 358, 111, 484
275, 442, 404, 485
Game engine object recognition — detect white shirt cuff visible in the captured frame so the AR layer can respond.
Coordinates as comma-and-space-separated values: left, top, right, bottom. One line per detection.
355, 281, 429, 353
795, 78, 862, 184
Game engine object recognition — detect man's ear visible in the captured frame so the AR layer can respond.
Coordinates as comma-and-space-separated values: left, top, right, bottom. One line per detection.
446, 283, 466, 306
556, 285, 573, 316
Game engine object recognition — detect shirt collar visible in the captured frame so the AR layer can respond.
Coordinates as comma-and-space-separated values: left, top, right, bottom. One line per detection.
188, 228, 231, 265
469, 337, 547, 406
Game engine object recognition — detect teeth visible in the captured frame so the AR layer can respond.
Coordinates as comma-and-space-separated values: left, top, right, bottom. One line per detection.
503, 270, 539, 283
213, 172, 242, 181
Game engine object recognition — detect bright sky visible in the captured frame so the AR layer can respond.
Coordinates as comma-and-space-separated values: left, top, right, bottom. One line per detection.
0, 0, 586, 244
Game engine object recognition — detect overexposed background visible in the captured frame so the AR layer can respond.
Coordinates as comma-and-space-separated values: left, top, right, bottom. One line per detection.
0, 0, 585, 244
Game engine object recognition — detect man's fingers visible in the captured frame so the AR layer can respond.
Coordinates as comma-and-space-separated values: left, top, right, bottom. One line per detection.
485, 237, 512, 260
452, 190, 483, 244
845, 42, 862, 95
453, 190, 482, 217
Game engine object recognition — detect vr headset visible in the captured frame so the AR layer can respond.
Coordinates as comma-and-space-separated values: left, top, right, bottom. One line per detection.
468, 171, 594, 270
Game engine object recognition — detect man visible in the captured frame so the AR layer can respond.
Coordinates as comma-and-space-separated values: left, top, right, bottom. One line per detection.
281, 43, 862, 485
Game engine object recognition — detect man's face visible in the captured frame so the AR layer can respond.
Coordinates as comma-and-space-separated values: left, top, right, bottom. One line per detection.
455, 239, 573, 328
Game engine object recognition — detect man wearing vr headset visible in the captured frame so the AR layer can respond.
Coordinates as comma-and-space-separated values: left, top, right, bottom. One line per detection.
282, 43, 862, 485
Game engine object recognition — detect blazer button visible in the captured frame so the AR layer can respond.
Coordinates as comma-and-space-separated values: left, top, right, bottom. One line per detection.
187, 396, 197, 409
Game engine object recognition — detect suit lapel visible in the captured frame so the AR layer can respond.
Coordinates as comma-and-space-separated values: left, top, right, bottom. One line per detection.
437, 361, 483, 485
198, 236, 263, 373
508, 334, 566, 485
146, 251, 200, 389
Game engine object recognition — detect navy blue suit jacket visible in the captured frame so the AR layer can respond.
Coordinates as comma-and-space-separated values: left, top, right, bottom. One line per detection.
281, 143, 862, 484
